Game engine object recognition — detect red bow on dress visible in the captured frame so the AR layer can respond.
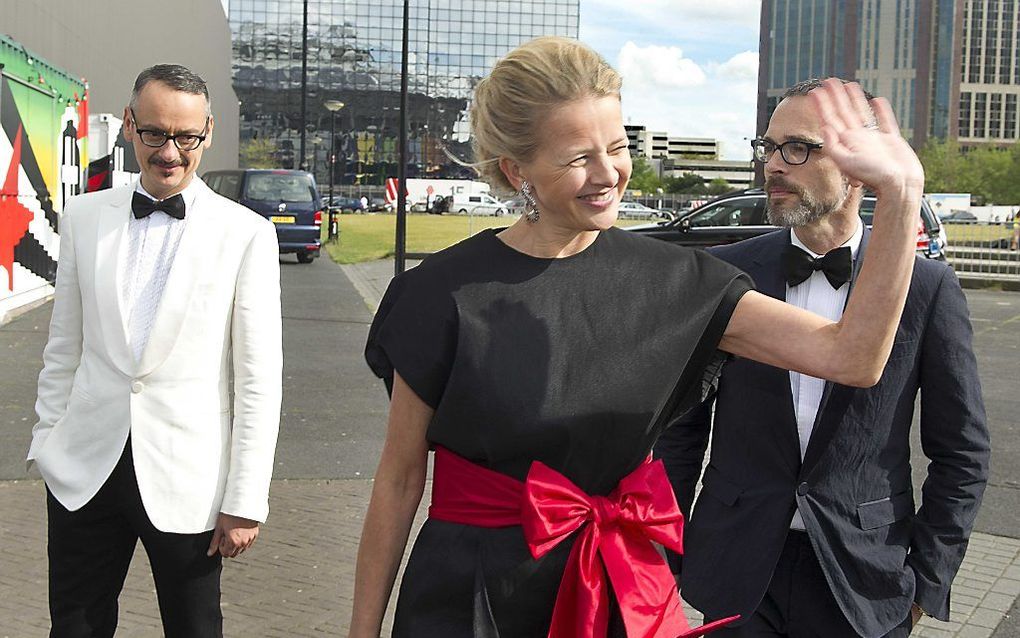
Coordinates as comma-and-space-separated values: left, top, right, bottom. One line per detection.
522, 459, 695, 638
428, 447, 739, 638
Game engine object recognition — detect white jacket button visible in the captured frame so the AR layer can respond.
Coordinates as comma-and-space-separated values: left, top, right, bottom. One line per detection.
131, 381, 144, 394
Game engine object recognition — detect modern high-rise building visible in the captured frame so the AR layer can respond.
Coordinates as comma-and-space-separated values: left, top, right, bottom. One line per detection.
228, 0, 579, 187
758, 0, 1019, 150
958, 0, 1020, 145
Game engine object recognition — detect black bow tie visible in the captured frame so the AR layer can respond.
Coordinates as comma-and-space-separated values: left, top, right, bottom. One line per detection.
782, 244, 852, 289
132, 192, 186, 220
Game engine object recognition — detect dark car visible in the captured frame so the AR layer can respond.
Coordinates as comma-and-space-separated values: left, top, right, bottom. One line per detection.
204, 169, 323, 263
627, 189, 946, 260
326, 196, 364, 214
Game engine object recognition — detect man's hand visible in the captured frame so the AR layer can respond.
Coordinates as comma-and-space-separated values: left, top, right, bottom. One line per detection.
810, 78, 925, 199
207, 513, 260, 558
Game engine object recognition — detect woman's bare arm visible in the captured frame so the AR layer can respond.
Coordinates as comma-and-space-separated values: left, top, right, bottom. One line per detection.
348, 372, 432, 637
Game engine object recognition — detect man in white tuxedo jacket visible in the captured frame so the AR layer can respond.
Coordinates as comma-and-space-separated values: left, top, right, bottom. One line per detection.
29, 64, 282, 637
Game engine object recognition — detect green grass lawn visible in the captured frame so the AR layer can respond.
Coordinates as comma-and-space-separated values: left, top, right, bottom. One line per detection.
941, 222, 1014, 246
324, 213, 649, 264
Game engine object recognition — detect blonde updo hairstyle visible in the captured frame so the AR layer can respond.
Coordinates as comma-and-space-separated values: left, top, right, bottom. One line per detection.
471, 36, 623, 193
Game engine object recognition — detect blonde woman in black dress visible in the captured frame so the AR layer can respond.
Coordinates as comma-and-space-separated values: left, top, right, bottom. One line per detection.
349, 37, 924, 638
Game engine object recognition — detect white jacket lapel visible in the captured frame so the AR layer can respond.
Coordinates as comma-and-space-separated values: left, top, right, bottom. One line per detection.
94, 190, 134, 376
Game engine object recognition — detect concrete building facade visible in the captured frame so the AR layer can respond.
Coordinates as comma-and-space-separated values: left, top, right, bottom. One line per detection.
1, 0, 240, 171
624, 124, 749, 189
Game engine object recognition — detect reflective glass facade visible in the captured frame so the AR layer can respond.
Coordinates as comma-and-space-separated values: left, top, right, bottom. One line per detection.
229, 0, 579, 185
758, 0, 960, 148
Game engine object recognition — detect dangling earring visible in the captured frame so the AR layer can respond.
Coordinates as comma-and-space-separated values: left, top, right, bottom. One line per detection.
520, 180, 540, 223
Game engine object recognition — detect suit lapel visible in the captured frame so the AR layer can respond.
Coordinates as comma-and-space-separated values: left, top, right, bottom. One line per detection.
94, 190, 135, 376
801, 227, 870, 472
136, 181, 213, 377
748, 230, 802, 473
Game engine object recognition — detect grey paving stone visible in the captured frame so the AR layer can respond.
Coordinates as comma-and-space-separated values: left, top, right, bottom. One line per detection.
982, 592, 1017, 613
969, 608, 1008, 629
991, 579, 1020, 597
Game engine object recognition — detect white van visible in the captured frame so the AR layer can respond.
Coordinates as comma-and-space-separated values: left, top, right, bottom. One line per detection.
451, 193, 507, 216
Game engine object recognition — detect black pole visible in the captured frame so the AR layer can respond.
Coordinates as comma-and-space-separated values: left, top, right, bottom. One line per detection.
328, 112, 336, 240
299, 0, 308, 170
395, 0, 409, 275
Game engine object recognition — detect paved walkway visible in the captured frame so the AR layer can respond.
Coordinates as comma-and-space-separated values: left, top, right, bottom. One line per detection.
0, 256, 1017, 637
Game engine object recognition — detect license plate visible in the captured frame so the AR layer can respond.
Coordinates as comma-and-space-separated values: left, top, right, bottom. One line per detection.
270, 215, 295, 224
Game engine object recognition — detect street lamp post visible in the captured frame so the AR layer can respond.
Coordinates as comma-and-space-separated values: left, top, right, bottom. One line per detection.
396, 0, 410, 275
299, 0, 309, 170
325, 100, 345, 242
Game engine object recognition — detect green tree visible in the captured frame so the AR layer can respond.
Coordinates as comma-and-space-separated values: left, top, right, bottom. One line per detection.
628, 156, 661, 193
663, 172, 704, 194
240, 139, 278, 169
917, 138, 963, 193
705, 177, 732, 196
918, 139, 1020, 204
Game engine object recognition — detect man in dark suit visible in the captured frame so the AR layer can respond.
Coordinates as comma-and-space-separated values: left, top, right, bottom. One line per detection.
656, 79, 990, 637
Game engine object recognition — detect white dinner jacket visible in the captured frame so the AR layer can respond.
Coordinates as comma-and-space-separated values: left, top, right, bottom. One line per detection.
28, 178, 283, 533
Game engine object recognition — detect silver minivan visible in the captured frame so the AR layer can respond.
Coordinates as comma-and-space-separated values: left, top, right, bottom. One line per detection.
451, 193, 507, 216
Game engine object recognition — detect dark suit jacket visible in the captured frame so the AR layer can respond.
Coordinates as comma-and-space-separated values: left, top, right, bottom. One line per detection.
655, 228, 990, 638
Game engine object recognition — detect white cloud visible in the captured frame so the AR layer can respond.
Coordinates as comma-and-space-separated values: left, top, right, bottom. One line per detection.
584, 0, 761, 33
714, 50, 759, 82
616, 48, 759, 160
580, 0, 762, 158
617, 42, 706, 89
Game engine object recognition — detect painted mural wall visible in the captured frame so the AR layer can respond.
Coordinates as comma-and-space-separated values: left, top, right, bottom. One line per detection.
0, 35, 87, 321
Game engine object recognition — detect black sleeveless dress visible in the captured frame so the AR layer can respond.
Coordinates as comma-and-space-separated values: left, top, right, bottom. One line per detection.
366, 227, 752, 637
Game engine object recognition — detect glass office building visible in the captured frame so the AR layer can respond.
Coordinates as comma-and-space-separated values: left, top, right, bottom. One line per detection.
229, 0, 579, 186
759, 0, 1020, 148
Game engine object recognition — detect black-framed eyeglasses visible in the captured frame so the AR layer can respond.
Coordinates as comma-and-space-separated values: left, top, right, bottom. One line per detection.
750, 138, 823, 166
129, 108, 209, 151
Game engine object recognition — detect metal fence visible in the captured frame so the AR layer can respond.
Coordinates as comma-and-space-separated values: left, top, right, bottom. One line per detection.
943, 222, 1020, 280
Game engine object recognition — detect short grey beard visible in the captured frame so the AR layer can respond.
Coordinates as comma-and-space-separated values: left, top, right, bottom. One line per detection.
766, 179, 850, 228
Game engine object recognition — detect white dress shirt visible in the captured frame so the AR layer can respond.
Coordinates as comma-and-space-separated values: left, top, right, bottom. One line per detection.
120, 180, 198, 363
787, 219, 863, 530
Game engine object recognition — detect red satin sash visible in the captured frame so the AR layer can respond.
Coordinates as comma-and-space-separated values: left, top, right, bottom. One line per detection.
428, 446, 739, 638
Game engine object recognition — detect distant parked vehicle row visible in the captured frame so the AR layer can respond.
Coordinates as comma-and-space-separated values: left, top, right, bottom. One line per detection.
626, 189, 946, 261
322, 196, 392, 214
423, 193, 510, 216
938, 210, 978, 223
205, 169, 323, 264
617, 201, 675, 220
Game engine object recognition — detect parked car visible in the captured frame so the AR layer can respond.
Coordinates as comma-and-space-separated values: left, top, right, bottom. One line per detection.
626, 189, 946, 260
617, 201, 672, 220
329, 196, 366, 214
429, 195, 453, 215
366, 196, 392, 212
502, 195, 527, 216
939, 210, 978, 223
451, 193, 507, 216
204, 169, 323, 263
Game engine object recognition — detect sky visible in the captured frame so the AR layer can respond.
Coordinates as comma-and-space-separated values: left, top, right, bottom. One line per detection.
219, 0, 762, 159
579, 0, 762, 160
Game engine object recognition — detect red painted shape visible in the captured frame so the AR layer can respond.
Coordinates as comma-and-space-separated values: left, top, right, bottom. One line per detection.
77, 91, 89, 140
0, 125, 35, 291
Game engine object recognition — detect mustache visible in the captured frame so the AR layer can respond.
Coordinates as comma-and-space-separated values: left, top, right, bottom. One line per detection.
764, 177, 800, 194
149, 157, 187, 168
